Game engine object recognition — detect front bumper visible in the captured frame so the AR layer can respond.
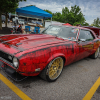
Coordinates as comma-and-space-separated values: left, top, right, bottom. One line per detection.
0, 61, 28, 81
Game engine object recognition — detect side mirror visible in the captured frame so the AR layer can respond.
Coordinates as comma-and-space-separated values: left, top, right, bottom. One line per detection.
78, 39, 86, 42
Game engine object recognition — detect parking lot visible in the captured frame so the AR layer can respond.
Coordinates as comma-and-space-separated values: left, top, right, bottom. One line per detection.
0, 56, 100, 100
0, 24, 100, 100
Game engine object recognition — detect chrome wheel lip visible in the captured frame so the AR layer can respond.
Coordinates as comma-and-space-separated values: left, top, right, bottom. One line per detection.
95, 48, 99, 58
47, 57, 63, 80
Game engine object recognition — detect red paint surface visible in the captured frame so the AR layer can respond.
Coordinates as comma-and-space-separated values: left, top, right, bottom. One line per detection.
0, 26, 100, 76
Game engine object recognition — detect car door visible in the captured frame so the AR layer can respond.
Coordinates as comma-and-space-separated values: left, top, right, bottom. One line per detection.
62, 27, 80, 64
77, 29, 94, 59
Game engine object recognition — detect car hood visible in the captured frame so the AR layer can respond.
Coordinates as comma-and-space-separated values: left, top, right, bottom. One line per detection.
0, 34, 67, 54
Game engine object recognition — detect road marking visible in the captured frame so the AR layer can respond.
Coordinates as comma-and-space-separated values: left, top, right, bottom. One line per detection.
83, 77, 100, 100
0, 73, 32, 100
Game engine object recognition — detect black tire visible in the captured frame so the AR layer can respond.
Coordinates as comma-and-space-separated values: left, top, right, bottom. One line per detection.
39, 57, 64, 82
90, 47, 99, 59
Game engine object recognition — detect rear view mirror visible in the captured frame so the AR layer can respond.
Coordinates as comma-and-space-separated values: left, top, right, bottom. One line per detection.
96, 35, 99, 38
78, 39, 86, 42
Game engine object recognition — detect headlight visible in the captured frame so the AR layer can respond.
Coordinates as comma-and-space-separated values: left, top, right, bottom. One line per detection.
13, 57, 19, 68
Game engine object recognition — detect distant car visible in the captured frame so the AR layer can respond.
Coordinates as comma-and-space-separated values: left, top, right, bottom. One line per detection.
0, 25, 100, 82
2, 15, 5, 23
18, 19, 25, 25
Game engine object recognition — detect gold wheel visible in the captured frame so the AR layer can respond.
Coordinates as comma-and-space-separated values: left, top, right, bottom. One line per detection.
48, 57, 63, 80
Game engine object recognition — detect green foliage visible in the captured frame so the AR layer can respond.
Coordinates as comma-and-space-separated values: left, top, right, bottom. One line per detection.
26, 5, 36, 7
0, 0, 26, 13
44, 9, 53, 20
90, 24, 94, 26
93, 17, 100, 27
53, 12, 62, 22
61, 7, 69, 23
45, 5, 86, 25
0, 0, 26, 29
62, 5, 85, 25
73, 22, 81, 26
82, 22, 89, 26
44, 9, 53, 15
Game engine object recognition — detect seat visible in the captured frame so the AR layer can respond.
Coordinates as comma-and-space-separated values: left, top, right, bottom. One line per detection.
31, 26, 40, 34
25, 26, 31, 33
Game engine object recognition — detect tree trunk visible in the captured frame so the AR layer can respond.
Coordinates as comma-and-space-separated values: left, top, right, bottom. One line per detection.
5, 13, 7, 27
0, 12, 2, 30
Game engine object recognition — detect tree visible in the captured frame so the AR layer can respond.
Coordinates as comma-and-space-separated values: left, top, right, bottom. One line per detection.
73, 22, 89, 26
82, 22, 89, 26
44, 5, 86, 25
93, 17, 100, 27
44, 9, 53, 15
61, 7, 69, 23
62, 5, 85, 25
0, 0, 26, 30
90, 24, 94, 26
26, 5, 36, 7
52, 12, 62, 22
44, 9, 53, 20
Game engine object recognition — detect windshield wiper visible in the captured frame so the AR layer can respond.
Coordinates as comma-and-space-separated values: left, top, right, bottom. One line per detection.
53, 35, 63, 39
53, 34, 58, 37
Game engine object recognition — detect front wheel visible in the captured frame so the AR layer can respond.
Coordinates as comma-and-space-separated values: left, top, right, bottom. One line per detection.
39, 57, 64, 82
90, 47, 99, 59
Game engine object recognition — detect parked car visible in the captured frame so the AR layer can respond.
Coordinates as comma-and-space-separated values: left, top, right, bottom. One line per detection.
0, 25, 100, 82
82, 26, 100, 38
1, 15, 5, 23
12, 17, 18, 24
18, 19, 25, 25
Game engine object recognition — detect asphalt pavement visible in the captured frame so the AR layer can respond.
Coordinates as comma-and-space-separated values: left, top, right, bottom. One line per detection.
0, 56, 100, 100
0, 24, 100, 100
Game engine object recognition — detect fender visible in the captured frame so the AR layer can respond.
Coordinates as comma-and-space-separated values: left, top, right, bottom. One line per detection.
47, 53, 66, 66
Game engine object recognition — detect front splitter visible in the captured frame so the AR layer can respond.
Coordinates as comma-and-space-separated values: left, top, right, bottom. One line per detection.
0, 61, 28, 81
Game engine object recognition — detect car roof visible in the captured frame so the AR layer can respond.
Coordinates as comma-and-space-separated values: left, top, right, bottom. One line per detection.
51, 24, 92, 31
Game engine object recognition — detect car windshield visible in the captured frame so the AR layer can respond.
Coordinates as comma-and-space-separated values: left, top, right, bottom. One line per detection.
42, 25, 79, 40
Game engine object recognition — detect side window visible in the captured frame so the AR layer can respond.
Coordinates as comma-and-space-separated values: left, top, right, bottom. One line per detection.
79, 30, 86, 39
79, 30, 94, 41
85, 31, 94, 41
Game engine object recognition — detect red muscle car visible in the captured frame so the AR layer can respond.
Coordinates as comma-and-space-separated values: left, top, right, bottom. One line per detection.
0, 25, 100, 82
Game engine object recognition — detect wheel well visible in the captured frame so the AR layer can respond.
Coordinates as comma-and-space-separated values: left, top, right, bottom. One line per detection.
61, 56, 66, 65
47, 55, 66, 68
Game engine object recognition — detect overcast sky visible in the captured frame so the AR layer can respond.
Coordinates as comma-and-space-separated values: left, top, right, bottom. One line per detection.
19, 0, 100, 25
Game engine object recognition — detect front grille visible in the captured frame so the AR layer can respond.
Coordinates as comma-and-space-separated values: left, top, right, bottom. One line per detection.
0, 50, 13, 63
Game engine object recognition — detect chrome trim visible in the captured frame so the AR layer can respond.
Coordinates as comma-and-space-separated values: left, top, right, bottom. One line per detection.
0, 57, 14, 68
